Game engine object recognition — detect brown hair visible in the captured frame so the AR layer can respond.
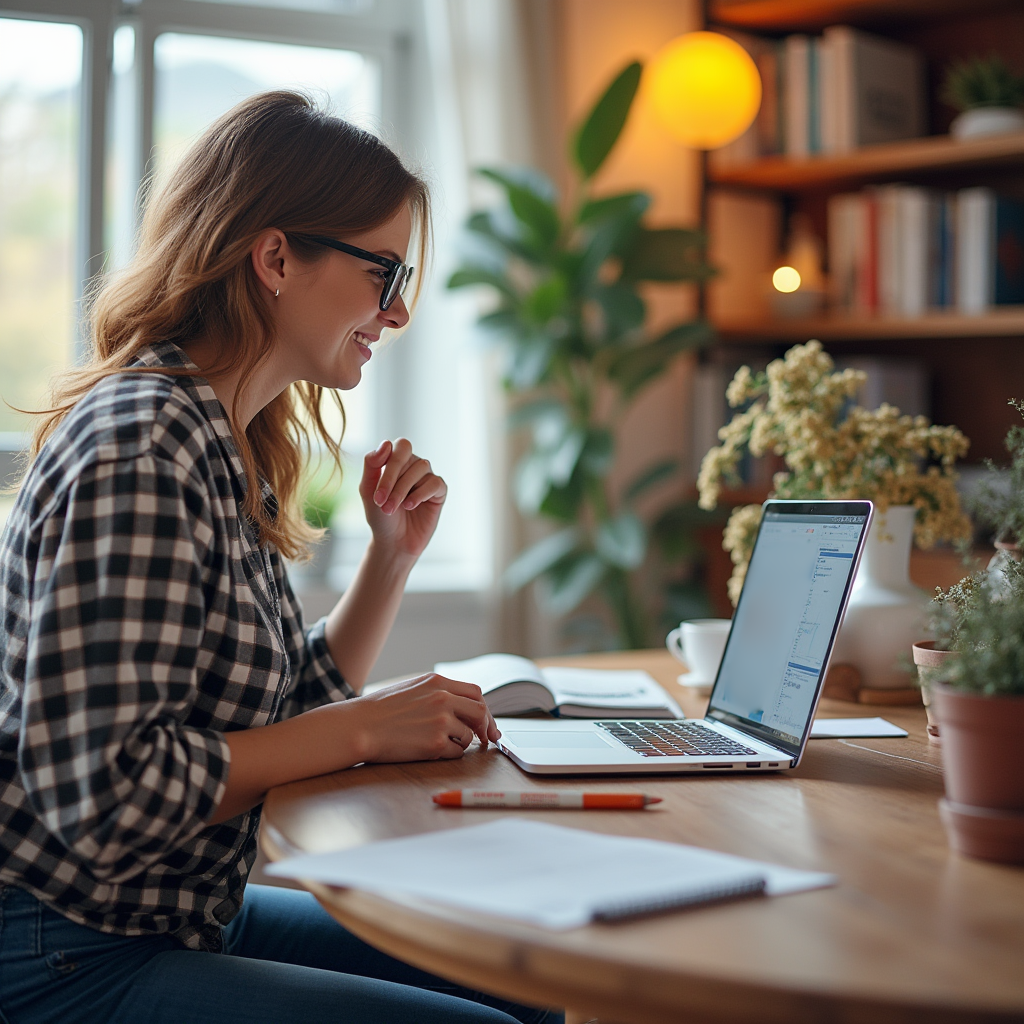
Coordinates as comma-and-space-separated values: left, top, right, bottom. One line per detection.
31, 90, 430, 558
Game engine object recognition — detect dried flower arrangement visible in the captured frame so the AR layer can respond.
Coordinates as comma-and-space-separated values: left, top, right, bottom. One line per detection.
697, 341, 972, 604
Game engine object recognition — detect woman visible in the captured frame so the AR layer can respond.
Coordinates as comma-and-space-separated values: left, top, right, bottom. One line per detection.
0, 91, 556, 1024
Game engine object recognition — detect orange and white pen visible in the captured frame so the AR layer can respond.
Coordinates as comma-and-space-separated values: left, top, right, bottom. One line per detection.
432, 790, 661, 809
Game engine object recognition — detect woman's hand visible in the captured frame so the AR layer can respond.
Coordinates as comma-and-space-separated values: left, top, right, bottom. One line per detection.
360, 439, 446, 560
344, 674, 500, 763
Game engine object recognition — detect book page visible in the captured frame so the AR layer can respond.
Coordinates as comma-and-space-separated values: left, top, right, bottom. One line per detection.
434, 654, 545, 693
539, 668, 676, 711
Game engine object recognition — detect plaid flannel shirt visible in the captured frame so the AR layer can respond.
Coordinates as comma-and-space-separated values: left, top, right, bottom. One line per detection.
0, 341, 355, 950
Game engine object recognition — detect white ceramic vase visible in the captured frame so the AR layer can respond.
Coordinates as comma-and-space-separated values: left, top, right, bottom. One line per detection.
831, 505, 929, 690
950, 106, 1024, 140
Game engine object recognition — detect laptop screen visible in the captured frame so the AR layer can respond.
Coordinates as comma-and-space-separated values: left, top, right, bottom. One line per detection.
705, 501, 872, 758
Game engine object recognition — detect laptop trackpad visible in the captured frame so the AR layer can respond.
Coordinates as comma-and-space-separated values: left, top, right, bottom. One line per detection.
504, 731, 614, 750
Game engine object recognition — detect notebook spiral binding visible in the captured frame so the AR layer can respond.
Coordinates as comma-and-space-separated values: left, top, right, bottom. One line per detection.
591, 877, 767, 922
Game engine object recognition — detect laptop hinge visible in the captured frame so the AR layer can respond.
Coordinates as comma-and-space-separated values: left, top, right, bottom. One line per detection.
706, 719, 794, 763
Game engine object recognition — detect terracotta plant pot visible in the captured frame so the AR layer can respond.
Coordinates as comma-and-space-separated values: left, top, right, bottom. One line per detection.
931, 685, 1024, 864
911, 641, 957, 744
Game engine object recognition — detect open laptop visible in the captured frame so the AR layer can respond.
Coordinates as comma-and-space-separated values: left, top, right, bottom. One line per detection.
497, 500, 873, 775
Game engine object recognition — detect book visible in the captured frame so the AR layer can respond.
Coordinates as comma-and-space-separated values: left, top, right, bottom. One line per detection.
434, 653, 683, 719
265, 819, 836, 930
784, 35, 810, 158
823, 26, 925, 150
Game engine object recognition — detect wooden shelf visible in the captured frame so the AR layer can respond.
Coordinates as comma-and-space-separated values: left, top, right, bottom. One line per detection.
709, 131, 1024, 191
709, 0, 1020, 33
715, 307, 1024, 342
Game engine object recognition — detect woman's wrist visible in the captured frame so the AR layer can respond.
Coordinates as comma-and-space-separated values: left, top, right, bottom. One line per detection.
364, 537, 417, 583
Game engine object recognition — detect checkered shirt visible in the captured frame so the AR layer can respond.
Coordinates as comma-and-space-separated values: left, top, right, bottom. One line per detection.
0, 341, 355, 950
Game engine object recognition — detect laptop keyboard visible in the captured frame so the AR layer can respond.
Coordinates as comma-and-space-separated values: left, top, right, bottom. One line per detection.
597, 721, 758, 758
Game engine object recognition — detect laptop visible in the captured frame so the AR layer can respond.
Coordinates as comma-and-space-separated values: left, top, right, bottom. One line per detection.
497, 499, 873, 775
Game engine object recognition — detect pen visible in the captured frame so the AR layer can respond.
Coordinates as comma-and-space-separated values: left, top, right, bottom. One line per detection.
432, 790, 662, 809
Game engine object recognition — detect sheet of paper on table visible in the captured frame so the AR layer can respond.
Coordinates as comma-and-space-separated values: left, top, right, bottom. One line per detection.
266, 819, 836, 930
810, 717, 908, 739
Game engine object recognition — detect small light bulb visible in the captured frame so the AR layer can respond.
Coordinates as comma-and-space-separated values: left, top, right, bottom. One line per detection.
772, 266, 801, 293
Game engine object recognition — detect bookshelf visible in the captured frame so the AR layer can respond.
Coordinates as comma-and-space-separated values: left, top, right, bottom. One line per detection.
709, 130, 1024, 190
703, 0, 1024, 462
709, 0, 1020, 33
717, 307, 1024, 342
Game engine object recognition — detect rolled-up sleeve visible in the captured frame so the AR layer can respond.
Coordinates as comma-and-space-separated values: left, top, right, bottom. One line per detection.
19, 455, 231, 883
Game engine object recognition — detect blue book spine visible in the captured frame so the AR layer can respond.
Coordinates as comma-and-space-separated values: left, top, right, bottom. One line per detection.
995, 196, 1024, 305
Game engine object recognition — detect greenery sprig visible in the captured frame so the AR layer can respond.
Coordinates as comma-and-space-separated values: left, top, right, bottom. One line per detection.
941, 55, 1024, 112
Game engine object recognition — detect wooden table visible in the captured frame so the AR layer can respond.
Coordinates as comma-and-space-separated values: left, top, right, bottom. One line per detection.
260, 651, 1024, 1024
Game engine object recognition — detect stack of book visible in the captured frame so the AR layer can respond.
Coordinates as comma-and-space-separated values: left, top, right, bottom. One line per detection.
828, 186, 1024, 317
713, 26, 926, 166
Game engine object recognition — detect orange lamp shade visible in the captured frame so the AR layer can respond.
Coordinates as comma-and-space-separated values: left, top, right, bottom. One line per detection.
646, 32, 762, 149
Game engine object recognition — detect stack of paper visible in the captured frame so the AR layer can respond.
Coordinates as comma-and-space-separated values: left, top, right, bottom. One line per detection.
266, 819, 835, 929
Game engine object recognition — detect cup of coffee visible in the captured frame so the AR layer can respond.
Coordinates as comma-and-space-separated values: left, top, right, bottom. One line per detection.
666, 619, 732, 691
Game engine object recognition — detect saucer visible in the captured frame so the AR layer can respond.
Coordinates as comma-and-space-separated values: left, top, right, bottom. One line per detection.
676, 672, 714, 695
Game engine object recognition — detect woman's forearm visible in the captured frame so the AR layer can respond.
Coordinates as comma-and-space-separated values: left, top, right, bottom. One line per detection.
210, 701, 368, 824
322, 540, 414, 693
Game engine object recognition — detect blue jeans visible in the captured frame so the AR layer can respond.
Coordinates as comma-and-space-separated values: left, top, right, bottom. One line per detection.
0, 883, 561, 1024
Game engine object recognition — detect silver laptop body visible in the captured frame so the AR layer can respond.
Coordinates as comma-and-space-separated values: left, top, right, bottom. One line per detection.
497, 500, 873, 776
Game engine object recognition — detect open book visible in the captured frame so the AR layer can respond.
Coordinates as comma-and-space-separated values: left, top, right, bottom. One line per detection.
434, 654, 683, 719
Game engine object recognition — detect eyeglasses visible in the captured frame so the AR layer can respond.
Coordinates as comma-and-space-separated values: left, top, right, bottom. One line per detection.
304, 235, 414, 311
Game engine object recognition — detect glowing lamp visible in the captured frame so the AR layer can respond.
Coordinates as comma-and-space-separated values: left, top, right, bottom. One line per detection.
646, 32, 762, 149
772, 266, 802, 293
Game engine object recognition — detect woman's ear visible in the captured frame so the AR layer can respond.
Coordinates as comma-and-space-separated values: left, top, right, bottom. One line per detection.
250, 229, 288, 297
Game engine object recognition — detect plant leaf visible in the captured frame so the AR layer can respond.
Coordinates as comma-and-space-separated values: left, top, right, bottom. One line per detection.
539, 472, 586, 522
504, 528, 581, 591
596, 513, 647, 569
545, 551, 607, 613
593, 283, 645, 338
523, 274, 568, 325
624, 459, 679, 502
507, 397, 565, 431
620, 227, 716, 283
607, 320, 715, 398
479, 168, 561, 250
447, 266, 519, 302
572, 61, 643, 180
467, 209, 544, 264
580, 428, 614, 476
578, 191, 651, 226
506, 334, 557, 390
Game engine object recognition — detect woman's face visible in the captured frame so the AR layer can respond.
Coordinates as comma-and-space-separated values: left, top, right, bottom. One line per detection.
270, 203, 413, 391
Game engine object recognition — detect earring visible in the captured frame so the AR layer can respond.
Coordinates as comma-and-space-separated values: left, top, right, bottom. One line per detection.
275, 288, 280, 297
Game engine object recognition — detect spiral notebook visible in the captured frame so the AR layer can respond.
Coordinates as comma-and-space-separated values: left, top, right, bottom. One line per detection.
266, 819, 835, 929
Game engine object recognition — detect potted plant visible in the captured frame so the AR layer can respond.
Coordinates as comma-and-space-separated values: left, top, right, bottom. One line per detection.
913, 572, 985, 743
941, 54, 1024, 140
447, 62, 718, 649
295, 463, 344, 587
928, 560, 1024, 864
697, 340, 972, 690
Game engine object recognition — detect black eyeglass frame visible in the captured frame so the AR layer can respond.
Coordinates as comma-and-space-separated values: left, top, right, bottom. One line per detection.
303, 235, 414, 311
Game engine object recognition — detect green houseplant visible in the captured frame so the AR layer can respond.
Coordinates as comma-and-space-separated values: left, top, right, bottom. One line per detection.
941, 55, 1024, 140
447, 62, 717, 649
927, 560, 1024, 864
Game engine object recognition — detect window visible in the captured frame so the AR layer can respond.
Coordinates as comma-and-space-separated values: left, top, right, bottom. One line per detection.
0, 18, 82, 434
0, 1, 493, 595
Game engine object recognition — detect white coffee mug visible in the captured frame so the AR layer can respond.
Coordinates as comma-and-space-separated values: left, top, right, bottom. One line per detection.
666, 618, 732, 684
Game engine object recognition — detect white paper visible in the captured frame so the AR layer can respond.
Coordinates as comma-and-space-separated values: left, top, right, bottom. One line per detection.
810, 717, 907, 739
265, 819, 836, 930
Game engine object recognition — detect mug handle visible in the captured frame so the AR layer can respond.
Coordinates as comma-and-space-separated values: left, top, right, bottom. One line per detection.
665, 627, 686, 663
